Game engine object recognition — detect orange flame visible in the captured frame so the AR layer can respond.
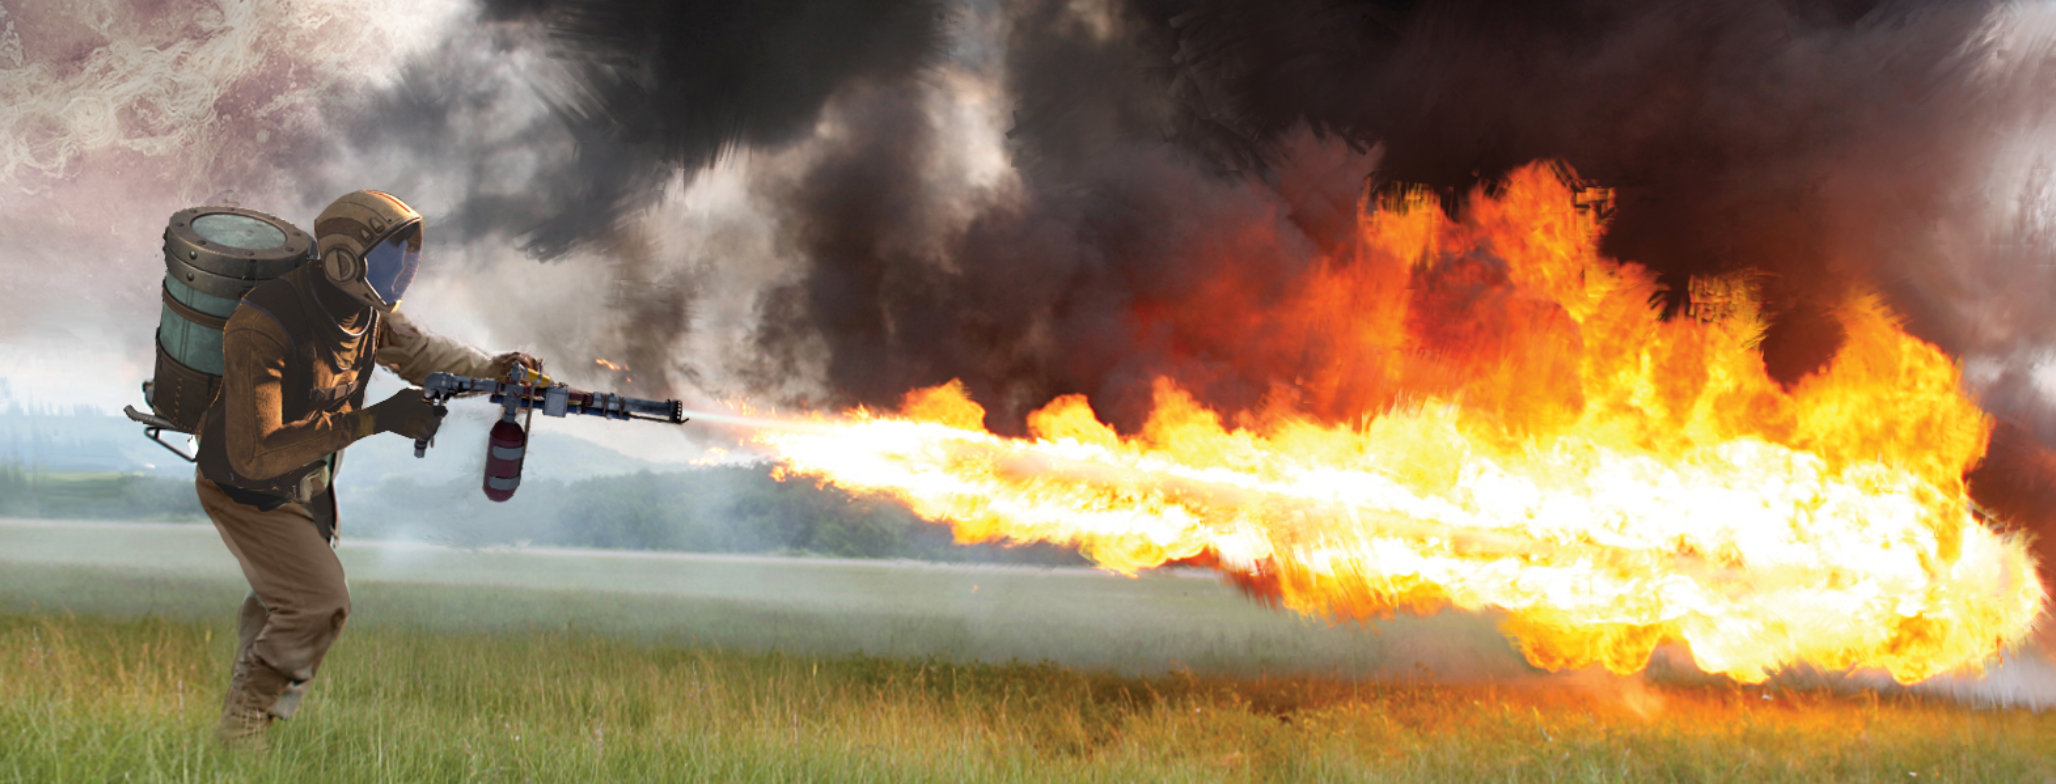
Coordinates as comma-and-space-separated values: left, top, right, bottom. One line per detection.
756, 163, 2043, 684
595, 358, 629, 372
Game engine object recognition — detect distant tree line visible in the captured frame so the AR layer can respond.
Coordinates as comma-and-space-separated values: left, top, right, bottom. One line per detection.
345, 465, 1089, 567
0, 458, 1085, 566
0, 460, 205, 521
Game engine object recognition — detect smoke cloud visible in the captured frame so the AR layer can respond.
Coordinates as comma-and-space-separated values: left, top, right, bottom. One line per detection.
740, 0, 2056, 432
1147, 0, 2056, 398
10, 0, 2052, 434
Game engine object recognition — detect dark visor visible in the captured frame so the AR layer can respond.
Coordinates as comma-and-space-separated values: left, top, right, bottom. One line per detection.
363, 221, 421, 306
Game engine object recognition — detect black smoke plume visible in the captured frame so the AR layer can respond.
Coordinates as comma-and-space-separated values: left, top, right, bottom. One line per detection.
737, 0, 2056, 436
1148, 0, 2013, 383
365, 0, 2052, 445
422, 0, 948, 258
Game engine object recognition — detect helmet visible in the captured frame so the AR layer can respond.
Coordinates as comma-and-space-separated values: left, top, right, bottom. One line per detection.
313, 190, 423, 312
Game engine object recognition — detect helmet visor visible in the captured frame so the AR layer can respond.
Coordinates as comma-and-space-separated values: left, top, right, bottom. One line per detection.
363, 222, 422, 307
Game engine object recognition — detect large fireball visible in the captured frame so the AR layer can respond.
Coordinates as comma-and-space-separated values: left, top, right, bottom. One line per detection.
756, 163, 2044, 685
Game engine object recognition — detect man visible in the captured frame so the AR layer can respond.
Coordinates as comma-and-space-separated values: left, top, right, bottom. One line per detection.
194, 190, 543, 749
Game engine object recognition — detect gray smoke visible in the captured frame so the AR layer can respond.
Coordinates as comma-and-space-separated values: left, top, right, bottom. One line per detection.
746, 0, 1385, 430
289, 0, 947, 400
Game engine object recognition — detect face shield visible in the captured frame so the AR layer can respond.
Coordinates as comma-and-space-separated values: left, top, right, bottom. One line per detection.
362, 220, 422, 308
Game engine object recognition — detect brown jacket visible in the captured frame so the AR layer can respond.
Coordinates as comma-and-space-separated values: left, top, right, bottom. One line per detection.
195, 265, 496, 498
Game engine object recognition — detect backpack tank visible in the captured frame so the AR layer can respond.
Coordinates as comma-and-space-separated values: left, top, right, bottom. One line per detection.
142, 206, 313, 437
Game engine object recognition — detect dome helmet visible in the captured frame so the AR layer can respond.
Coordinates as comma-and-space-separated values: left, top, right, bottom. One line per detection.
313, 190, 423, 313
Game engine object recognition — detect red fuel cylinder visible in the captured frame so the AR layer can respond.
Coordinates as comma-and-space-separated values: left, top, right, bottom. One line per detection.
483, 416, 527, 502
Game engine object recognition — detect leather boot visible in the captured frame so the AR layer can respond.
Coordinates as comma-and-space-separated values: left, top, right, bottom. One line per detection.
217, 657, 292, 751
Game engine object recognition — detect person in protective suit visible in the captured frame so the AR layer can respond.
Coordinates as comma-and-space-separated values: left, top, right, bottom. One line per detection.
194, 190, 543, 749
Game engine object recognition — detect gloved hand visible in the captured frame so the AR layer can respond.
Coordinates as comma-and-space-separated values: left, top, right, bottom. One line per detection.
489, 351, 545, 383
357, 389, 445, 441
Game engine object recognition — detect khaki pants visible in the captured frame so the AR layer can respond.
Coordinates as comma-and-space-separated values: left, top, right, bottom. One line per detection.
197, 476, 349, 719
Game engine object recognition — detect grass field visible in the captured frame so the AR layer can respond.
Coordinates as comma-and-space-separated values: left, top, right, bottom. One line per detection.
5, 520, 2056, 782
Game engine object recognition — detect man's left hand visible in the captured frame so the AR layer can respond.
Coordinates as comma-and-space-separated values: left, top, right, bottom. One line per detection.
490, 351, 545, 382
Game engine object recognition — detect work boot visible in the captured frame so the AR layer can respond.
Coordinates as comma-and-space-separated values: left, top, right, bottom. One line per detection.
216, 658, 291, 751
216, 697, 272, 752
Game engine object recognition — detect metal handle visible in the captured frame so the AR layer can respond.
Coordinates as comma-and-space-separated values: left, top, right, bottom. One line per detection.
413, 389, 449, 457
125, 405, 198, 463
143, 427, 199, 463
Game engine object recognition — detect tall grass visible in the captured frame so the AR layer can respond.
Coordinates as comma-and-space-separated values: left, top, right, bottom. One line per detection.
3, 609, 2053, 783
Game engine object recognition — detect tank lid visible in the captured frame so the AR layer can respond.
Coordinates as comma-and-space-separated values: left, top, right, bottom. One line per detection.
191, 213, 289, 250
163, 205, 313, 299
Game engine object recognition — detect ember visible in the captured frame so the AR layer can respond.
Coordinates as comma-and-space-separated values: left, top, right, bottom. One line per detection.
753, 163, 2043, 685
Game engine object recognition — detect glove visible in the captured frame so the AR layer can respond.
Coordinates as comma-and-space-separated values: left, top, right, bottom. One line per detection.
357, 389, 446, 441
489, 352, 545, 383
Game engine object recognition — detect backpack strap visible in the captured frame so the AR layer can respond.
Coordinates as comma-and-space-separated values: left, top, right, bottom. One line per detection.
160, 282, 229, 330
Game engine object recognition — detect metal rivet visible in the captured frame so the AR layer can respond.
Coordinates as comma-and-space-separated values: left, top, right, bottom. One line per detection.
189, 251, 197, 260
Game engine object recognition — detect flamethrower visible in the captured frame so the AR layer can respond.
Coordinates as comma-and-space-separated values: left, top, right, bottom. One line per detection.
416, 368, 689, 501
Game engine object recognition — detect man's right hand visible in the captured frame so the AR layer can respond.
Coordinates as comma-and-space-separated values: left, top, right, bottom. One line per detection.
359, 390, 445, 440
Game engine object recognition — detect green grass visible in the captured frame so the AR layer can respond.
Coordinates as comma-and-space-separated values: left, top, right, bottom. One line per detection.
3, 610, 2054, 782
5, 522, 2056, 781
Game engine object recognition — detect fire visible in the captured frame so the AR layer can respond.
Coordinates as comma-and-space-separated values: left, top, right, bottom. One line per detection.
754, 163, 2044, 684
595, 358, 630, 371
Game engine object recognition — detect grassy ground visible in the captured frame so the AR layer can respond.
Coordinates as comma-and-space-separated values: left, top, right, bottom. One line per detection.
4, 521, 2056, 782
5, 610, 2054, 782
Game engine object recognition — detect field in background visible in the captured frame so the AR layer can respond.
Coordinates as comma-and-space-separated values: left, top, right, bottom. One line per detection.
0, 468, 205, 521
4, 520, 2056, 781
0, 455, 1094, 566
0, 520, 1520, 678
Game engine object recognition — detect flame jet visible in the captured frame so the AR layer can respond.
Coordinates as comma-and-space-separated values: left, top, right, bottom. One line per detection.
748, 163, 2044, 685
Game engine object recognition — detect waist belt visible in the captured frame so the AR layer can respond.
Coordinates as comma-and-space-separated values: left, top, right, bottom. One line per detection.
216, 482, 293, 512
211, 476, 337, 543
214, 455, 335, 510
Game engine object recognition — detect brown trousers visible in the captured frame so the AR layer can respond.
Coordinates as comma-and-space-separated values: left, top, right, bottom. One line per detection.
197, 475, 349, 719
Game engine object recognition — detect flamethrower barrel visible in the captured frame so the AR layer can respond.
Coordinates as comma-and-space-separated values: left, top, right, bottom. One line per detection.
411, 371, 690, 459
489, 388, 684, 422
